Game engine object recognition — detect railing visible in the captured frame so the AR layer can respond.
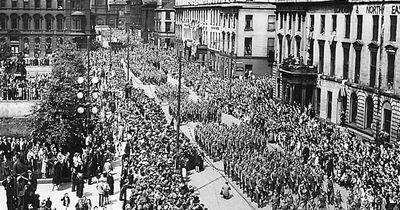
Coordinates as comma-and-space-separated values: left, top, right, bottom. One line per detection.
279, 55, 317, 74
0, 87, 44, 101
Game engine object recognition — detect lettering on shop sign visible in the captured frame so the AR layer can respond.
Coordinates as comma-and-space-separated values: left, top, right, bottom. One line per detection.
392, 5, 400, 14
277, 5, 306, 12
333, 6, 352, 14
366, 5, 384, 14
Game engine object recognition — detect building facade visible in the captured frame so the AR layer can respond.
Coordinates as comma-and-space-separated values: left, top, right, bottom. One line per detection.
0, 0, 92, 58
175, 0, 276, 77
91, 0, 119, 28
141, 0, 157, 43
154, 0, 175, 48
125, 0, 143, 32
273, 0, 400, 143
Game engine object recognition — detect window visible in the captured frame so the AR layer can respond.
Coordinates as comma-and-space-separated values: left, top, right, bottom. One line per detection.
387, 53, 395, 87
278, 36, 283, 62
383, 103, 392, 136
22, 16, 29, 30
57, 17, 63, 30
310, 15, 314, 32
11, 15, 18, 29
309, 39, 314, 64
320, 15, 325, 34
268, 15, 275, 31
287, 36, 291, 55
35, 0, 40, 8
165, 22, 171, 32
46, 0, 52, 8
34, 16, 40, 30
298, 14, 302, 31
245, 15, 253, 30
327, 91, 332, 120
390, 16, 397, 41
316, 88, 321, 116
0, 15, 6, 29
288, 14, 292, 30
244, 37, 252, 55
46, 17, 52, 30
354, 48, 361, 83
166, 11, 171, 20
267, 38, 275, 63
0, 0, 5, 8
277, 78, 281, 98
370, 50, 377, 87
343, 43, 350, 79
57, 0, 63, 9
318, 40, 325, 74
331, 15, 337, 32
365, 96, 373, 129
350, 92, 358, 123
296, 37, 301, 57
280, 13, 283, 29
24, 0, 29, 8
330, 41, 336, 76
357, 15, 363, 40
12, 0, 17, 8
345, 15, 350, 38
372, 15, 379, 41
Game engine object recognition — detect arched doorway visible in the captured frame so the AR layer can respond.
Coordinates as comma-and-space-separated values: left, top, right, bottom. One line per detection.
382, 101, 392, 137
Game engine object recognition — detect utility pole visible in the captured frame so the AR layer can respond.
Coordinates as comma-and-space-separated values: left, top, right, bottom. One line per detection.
376, 1, 385, 144
127, 32, 130, 82
86, 35, 91, 138
176, 50, 182, 170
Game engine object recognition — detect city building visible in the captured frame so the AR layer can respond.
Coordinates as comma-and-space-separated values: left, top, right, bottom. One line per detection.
0, 0, 93, 58
175, 0, 276, 77
154, 0, 175, 48
125, 0, 143, 33
141, 0, 157, 43
109, 0, 126, 28
273, 0, 400, 142
91, 0, 119, 28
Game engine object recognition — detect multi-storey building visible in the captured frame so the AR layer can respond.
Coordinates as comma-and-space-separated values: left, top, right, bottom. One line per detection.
0, 0, 92, 57
91, 0, 119, 28
125, 0, 143, 32
142, 0, 157, 43
175, 0, 275, 77
273, 0, 400, 142
109, 0, 126, 27
154, 0, 175, 48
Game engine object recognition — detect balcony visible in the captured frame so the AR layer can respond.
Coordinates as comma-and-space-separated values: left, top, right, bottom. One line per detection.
279, 55, 317, 75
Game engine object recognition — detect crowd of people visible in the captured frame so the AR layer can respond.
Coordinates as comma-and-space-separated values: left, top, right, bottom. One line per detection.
116, 88, 206, 210
0, 73, 49, 101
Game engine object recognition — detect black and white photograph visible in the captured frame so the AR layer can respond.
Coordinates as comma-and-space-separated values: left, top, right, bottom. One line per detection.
0, 0, 399, 209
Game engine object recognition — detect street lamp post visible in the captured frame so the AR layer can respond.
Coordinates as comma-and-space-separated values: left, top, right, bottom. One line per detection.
127, 32, 130, 82
176, 50, 182, 170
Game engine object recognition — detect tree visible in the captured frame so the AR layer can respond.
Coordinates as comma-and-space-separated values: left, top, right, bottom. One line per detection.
0, 41, 12, 61
30, 42, 96, 153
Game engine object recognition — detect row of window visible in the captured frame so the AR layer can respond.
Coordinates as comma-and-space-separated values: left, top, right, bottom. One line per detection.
278, 35, 394, 88
176, 9, 237, 29
0, 14, 65, 31
308, 14, 397, 41
0, 0, 63, 9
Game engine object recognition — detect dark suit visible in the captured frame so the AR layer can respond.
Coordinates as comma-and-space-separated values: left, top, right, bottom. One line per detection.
2, 178, 15, 210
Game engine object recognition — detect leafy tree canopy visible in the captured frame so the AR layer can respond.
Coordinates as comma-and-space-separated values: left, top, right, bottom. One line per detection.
30, 42, 97, 153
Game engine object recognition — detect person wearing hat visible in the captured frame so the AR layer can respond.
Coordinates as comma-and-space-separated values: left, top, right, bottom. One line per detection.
2, 175, 15, 210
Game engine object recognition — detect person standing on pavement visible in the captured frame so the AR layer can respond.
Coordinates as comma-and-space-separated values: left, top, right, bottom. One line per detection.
97, 179, 105, 207
61, 193, 70, 210
76, 173, 84, 198
220, 181, 231, 199
2, 175, 15, 210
